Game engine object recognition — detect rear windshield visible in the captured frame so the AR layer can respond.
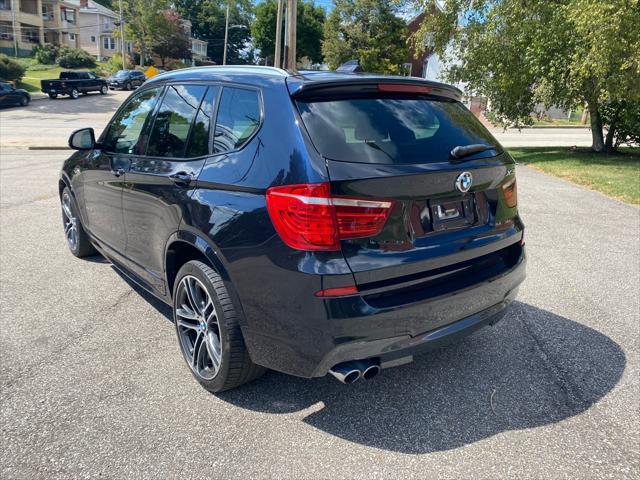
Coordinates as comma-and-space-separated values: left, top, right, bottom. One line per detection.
296, 95, 501, 164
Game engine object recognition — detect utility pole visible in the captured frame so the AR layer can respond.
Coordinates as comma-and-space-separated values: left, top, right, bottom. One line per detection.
223, 3, 230, 65
118, 0, 126, 70
285, 0, 297, 70
274, 0, 283, 68
11, 0, 18, 57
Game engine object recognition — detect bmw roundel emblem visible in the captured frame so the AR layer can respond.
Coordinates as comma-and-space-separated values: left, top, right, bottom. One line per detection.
455, 171, 473, 193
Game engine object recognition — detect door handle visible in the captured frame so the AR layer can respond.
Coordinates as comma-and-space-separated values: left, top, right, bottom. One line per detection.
169, 172, 193, 186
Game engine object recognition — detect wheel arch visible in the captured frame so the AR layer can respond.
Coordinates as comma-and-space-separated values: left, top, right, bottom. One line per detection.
164, 231, 233, 297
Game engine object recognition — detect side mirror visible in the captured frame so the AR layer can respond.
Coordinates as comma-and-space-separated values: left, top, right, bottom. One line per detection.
69, 128, 95, 150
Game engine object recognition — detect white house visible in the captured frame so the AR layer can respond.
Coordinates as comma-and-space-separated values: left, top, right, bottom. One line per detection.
69, 0, 132, 60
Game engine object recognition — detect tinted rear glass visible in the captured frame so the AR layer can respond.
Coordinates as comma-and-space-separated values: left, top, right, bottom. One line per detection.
296, 95, 500, 164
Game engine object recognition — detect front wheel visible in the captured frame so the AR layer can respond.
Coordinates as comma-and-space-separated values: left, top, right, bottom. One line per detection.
125, 82, 131, 91
100, 85, 108, 95
70, 88, 79, 99
173, 260, 265, 393
61, 187, 97, 258
19, 96, 29, 106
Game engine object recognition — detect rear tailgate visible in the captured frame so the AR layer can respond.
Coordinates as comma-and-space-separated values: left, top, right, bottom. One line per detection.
292, 79, 524, 306
41, 79, 62, 91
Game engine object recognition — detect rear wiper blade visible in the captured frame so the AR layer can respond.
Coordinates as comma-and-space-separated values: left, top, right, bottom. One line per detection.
450, 143, 494, 161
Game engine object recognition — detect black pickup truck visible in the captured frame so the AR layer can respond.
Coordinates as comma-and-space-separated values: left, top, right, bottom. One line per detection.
41, 71, 108, 99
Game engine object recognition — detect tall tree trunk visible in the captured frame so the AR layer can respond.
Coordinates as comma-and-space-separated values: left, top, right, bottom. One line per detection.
587, 101, 605, 152
605, 122, 616, 151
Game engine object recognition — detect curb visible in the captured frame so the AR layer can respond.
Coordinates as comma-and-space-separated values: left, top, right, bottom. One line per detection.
27, 146, 70, 150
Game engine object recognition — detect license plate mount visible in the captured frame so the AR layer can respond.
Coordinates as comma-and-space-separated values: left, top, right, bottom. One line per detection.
429, 195, 476, 232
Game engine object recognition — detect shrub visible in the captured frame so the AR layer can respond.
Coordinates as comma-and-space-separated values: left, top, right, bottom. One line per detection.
104, 53, 133, 74
32, 44, 58, 64
0, 54, 26, 82
57, 48, 97, 69
601, 101, 640, 150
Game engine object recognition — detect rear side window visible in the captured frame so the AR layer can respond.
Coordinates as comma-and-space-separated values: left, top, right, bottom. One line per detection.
146, 84, 208, 158
296, 95, 500, 164
213, 87, 260, 153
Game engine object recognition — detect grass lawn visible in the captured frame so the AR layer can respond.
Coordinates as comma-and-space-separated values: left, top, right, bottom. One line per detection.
508, 147, 640, 205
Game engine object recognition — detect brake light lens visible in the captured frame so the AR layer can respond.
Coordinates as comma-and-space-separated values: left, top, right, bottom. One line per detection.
266, 182, 394, 251
377, 83, 432, 94
502, 177, 518, 208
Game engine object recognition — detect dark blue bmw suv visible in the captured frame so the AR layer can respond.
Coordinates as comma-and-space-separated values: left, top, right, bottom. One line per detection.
61, 66, 525, 391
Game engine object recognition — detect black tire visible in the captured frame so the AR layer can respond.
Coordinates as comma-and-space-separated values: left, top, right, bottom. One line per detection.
48, 93, 57, 99
125, 82, 131, 91
100, 85, 108, 95
19, 95, 29, 106
173, 260, 265, 392
61, 187, 97, 258
70, 88, 79, 99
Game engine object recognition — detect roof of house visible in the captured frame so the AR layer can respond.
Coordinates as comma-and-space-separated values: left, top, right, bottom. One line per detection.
68, 0, 119, 18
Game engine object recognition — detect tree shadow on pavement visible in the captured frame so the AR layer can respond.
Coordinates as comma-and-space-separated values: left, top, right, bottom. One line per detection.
216, 301, 625, 454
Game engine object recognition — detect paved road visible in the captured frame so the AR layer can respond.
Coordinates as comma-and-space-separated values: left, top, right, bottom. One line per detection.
1, 91, 594, 149
1, 144, 638, 479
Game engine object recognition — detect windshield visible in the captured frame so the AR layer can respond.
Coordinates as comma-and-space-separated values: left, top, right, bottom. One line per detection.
114, 71, 129, 78
296, 94, 501, 164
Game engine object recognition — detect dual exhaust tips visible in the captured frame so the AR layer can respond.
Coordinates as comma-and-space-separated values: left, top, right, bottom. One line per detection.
329, 359, 381, 384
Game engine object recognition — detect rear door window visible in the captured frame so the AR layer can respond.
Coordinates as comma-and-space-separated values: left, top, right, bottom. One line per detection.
185, 86, 218, 158
146, 84, 208, 158
213, 87, 261, 153
296, 95, 500, 164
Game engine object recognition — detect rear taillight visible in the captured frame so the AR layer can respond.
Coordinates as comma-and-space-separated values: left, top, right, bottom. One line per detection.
266, 182, 394, 251
502, 177, 518, 208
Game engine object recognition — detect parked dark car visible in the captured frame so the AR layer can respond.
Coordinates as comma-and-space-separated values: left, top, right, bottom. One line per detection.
60, 66, 525, 392
107, 69, 147, 90
0, 81, 30, 107
41, 71, 108, 99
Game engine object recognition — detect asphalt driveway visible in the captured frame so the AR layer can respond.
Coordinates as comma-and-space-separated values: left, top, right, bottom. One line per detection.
0, 146, 637, 479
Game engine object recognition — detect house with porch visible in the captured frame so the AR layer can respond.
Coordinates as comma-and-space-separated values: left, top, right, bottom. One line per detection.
0, 0, 79, 57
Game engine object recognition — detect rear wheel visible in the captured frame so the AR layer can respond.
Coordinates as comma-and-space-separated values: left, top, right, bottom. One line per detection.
70, 88, 79, 99
61, 187, 97, 258
125, 82, 131, 91
19, 95, 29, 106
100, 85, 108, 95
173, 260, 265, 392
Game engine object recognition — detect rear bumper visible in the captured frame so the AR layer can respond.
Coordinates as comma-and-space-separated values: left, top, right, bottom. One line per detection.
243, 246, 526, 378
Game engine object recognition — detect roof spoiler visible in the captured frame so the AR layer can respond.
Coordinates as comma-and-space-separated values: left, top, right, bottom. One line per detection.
287, 77, 463, 102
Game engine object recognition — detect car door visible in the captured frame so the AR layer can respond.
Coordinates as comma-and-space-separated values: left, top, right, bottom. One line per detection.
0, 83, 9, 106
121, 83, 217, 295
81, 86, 163, 259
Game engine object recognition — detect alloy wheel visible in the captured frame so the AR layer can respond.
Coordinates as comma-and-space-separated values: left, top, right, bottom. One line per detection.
61, 191, 78, 251
175, 275, 223, 380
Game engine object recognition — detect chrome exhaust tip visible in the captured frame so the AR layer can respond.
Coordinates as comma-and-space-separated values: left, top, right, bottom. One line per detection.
362, 363, 381, 380
328, 362, 361, 384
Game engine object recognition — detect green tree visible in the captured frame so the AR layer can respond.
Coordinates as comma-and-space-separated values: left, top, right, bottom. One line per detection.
152, 10, 192, 67
252, 0, 326, 65
322, 0, 408, 74
174, 0, 253, 65
122, 0, 170, 67
404, 0, 640, 152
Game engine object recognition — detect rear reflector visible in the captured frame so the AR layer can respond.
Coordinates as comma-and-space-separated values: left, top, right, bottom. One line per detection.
266, 182, 394, 251
315, 285, 359, 297
377, 83, 432, 94
502, 177, 518, 208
